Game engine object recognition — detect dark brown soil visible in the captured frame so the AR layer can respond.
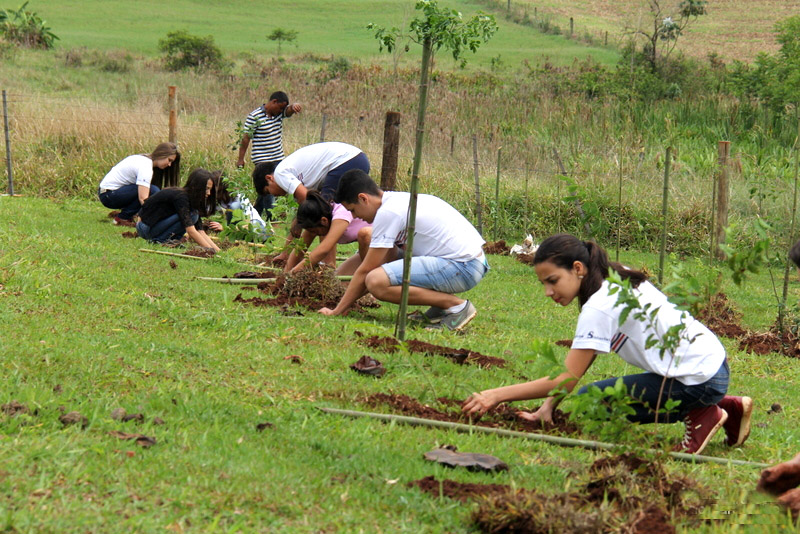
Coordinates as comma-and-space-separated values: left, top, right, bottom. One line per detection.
253, 253, 286, 268
418, 452, 706, 533
169, 260, 178, 269
555, 339, 572, 347
365, 393, 579, 435
739, 329, 800, 358
350, 355, 386, 377
232, 270, 275, 279
59, 411, 88, 428
483, 240, 510, 255
256, 422, 274, 432
183, 248, 216, 258
107, 210, 120, 218
356, 333, 506, 368
409, 475, 519, 502
121, 231, 138, 238
234, 269, 378, 312
515, 252, 535, 265
108, 430, 156, 447
1, 401, 30, 416
696, 293, 747, 339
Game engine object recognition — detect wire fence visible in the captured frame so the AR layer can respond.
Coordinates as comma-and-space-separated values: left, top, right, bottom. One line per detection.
2, 87, 798, 256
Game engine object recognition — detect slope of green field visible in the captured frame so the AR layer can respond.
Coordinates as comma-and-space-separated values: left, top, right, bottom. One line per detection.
29, 0, 619, 67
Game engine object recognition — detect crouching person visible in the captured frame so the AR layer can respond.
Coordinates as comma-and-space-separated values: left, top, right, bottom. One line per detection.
319, 170, 488, 331
136, 169, 220, 252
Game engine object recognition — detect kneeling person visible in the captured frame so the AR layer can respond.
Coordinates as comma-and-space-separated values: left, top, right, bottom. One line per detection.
319, 170, 488, 331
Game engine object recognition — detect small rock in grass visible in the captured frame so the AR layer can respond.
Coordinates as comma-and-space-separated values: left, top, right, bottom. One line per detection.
59, 411, 88, 428
111, 408, 127, 420
768, 403, 783, 415
423, 447, 508, 473
152, 417, 166, 425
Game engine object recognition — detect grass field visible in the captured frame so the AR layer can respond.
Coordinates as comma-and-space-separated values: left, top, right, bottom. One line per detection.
493, 0, 800, 62
0, 197, 799, 532
27, 0, 618, 69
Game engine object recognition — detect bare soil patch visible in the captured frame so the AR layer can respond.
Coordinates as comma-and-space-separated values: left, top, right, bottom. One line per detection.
483, 240, 510, 255
515, 252, 535, 266
234, 269, 378, 312
696, 293, 747, 339
410, 452, 707, 533
365, 393, 578, 435
356, 333, 506, 368
739, 329, 800, 358
121, 231, 138, 239
183, 248, 216, 258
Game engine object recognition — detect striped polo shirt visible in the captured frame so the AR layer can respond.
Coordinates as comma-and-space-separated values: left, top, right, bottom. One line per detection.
244, 105, 286, 163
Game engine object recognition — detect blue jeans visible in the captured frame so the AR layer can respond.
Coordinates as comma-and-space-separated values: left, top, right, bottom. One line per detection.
98, 184, 160, 220
136, 212, 198, 243
382, 256, 488, 294
578, 359, 729, 424
320, 152, 370, 202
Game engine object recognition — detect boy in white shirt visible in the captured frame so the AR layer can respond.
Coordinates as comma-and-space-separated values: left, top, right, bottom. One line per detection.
319, 169, 489, 331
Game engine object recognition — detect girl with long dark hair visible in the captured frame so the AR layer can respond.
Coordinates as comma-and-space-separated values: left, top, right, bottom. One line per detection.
136, 169, 220, 252
462, 234, 752, 455
98, 142, 181, 227
285, 190, 371, 275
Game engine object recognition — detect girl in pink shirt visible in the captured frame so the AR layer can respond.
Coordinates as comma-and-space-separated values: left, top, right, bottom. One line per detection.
286, 191, 372, 275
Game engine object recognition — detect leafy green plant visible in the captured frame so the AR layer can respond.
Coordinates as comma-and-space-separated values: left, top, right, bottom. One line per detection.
568, 378, 638, 441
267, 27, 298, 55
158, 29, 225, 71
0, 1, 58, 49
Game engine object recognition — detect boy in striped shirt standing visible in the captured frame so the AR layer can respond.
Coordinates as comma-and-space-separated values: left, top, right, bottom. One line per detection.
236, 91, 302, 218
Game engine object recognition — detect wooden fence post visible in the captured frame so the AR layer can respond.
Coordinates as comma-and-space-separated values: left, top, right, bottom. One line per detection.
320, 114, 327, 142
472, 135, 483, 235
168, 86, 177, 144
2, 90, 13, 196
380, 111, 401, 191
450, 134, 455, 156
715, 141, 731, 260
570, 17, 574, 37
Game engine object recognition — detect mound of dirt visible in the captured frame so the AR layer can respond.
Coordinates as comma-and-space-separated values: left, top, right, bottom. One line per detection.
234, 269, 378, 312
121, 231, 138, 239
183, 248, 216, 258
365, 393, 579, 435
356, 333, 506, 368
515, 252, 535, 266
696, 293, 747, 339
739, 329, 800, 358
483, 240, 510, 255
409, 452, 705, 533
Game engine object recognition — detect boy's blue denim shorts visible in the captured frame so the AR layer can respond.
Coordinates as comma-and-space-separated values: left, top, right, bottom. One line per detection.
381, 255, 488, 294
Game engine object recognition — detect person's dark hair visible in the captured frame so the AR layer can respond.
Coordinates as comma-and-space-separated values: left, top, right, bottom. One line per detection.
297, 190, 333, 229
533, 234, 648, 307
334, 169, 381, 204
790, 239, 800, 269
252, 161, 278, 195
149, 142, 181, 188
210, 170, 232, 207
269, 91, 289, 104
183, 169, 215, 216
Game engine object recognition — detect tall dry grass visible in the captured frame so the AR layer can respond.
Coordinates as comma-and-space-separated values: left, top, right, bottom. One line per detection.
4, 50, 798, 252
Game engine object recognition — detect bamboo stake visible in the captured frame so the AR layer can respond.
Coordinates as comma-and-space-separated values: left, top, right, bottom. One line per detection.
658, 147, 672, 285
317, 407, 770, 468
139, 248, 209, 260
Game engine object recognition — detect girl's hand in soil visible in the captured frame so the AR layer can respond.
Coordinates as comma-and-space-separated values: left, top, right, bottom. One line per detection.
461, 391, 498, 416
319, 307, 345, 316
207, 221, 223, 232
517, 396, 556, 425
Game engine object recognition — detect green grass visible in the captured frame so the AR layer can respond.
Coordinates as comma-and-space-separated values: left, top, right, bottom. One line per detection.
28, 0, 618, 68
0, 196, 798, 531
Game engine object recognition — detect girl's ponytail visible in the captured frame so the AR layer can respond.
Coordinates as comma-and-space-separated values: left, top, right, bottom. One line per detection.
534, 234, 647, 307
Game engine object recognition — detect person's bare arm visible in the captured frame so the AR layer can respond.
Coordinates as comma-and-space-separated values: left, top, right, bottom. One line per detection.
461, 348, 597, 416
292, 184, 309, 204
187, 226, 220, 251
306, 220, 348, 267
319, 247, 394, 316
285, 103, 302, 117
236, 134, 251, 167
138, 185, 152, 205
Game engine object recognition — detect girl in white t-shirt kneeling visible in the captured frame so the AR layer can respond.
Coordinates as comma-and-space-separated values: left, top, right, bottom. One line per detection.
462, 233, 753, 455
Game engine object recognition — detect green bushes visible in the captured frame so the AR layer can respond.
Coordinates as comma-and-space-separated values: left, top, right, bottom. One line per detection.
0, 1, 57, 49
158, 30, 226, 72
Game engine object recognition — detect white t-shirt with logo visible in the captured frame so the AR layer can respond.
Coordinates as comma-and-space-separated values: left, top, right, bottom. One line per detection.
273, 142, 362, 196
369, 191, 484, 261
99, 155, 154, 191
571, 279, 725, 385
